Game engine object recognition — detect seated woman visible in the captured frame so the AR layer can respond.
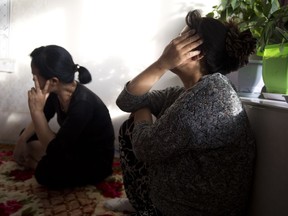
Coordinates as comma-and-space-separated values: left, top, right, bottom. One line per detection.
107, 9, 256, 216
13, 45, 115, 188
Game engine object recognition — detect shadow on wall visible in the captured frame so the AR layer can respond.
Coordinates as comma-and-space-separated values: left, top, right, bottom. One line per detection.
0, 0, 215, 144
112, 113, 130, 153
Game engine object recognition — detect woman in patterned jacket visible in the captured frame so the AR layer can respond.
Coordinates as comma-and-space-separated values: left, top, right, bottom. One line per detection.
107, 9, 256, 216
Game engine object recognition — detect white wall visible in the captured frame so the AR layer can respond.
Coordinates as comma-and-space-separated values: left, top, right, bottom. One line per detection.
0, 0, 219, 145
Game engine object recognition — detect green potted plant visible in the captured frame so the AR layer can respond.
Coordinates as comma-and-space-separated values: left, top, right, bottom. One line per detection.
207, 0, 288, 95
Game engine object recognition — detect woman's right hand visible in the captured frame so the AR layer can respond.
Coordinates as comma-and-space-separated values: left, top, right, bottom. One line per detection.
28, 76, 50, 114
156, 29, 202, 71
126, 29, 202, 95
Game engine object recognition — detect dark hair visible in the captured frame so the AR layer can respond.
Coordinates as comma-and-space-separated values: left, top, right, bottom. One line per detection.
30, 45, 92, 84
185, 10, 256, 75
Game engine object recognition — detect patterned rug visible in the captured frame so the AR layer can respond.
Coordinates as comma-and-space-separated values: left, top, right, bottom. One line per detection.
0, 144, 128, 216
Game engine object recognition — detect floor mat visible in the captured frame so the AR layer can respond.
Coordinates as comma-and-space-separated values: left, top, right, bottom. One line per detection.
0, 144, 129, 216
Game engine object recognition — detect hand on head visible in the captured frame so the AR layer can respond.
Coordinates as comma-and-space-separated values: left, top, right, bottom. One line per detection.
157, 29, 203, 71
28, 75, 50, 113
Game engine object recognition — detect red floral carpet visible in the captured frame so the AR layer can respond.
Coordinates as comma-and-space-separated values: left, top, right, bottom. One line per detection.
0, 144, 128, 216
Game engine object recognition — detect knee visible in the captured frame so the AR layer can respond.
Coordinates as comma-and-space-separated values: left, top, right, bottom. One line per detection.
119, 116, 135, 136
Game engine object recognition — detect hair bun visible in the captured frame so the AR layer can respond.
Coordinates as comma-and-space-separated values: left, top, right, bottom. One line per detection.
225, 21, 257, 67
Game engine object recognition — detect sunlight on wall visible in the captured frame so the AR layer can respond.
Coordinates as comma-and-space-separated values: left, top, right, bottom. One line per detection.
77, 0, 166, 119
75, 0, 211, 119
0, 0, 221, 143
10, 9, 66, 65
78, 0, 162, 74
77, 0, 220, 72
6, 112, 20, 125
0, 74, 6, 81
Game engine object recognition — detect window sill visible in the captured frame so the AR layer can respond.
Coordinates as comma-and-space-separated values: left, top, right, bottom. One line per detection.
240, 96, 288, 111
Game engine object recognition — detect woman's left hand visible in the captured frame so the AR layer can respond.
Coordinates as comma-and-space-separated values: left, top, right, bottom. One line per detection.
157, 29, 202, 70
28, 76, 50, 113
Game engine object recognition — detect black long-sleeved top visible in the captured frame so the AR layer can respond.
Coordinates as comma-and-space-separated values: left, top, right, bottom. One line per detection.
35, 83, 115, 188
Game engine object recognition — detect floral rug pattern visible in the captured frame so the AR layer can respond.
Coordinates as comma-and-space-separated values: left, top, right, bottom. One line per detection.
0, 145, 127, 216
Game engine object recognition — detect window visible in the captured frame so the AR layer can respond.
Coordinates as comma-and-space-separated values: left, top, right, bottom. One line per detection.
0, 0, 10, 58
0, 0, 13, 73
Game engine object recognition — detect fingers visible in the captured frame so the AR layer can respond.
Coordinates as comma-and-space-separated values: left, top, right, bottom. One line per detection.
169, 31, 189, 46
179, 25, 190, 35
175, 29, 198, 45
187, 50, 201, 58
32, 75, 50, 94
28, 87, 36, 96
33, 75, 41, 92
43, 80, 50, 94
183, 38, 203, 54
182, 32, 202, 49
177, 31, 203, 61
159, 28, 203, 70
180, 30, 203, 59
171, 30, 202, 54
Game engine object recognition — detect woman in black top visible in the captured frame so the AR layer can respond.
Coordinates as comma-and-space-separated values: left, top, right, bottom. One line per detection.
13, 45, 115, 188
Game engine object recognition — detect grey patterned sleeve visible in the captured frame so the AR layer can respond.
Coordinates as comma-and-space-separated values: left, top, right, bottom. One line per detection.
116, 82, 183, 117
130, 74, 252, 164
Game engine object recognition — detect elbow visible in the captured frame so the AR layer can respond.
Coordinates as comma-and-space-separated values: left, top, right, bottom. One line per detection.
116, 97, 127, 111
116, 97, 134, 113
115, 97, 124, 110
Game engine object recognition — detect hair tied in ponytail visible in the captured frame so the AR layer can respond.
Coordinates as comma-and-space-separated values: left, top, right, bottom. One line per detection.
74, 64, 80, 72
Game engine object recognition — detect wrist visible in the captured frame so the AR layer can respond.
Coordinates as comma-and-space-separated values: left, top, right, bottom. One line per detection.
154, 59, 169, 72
134, 108, 152, 123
